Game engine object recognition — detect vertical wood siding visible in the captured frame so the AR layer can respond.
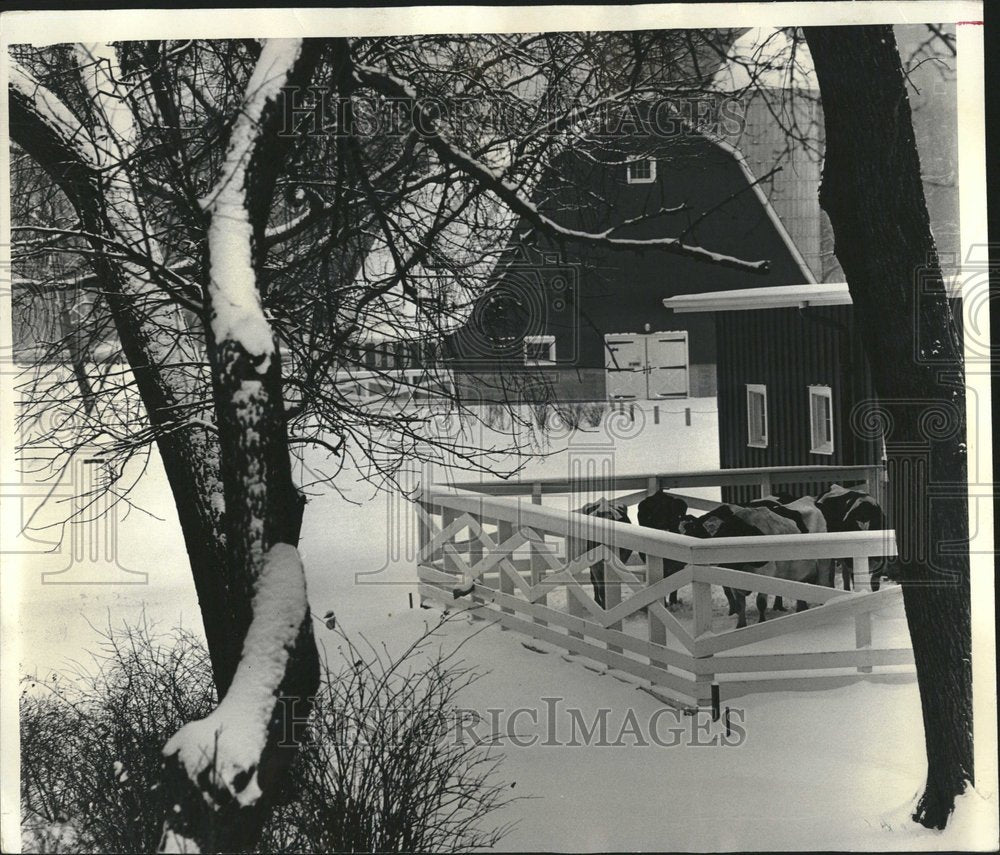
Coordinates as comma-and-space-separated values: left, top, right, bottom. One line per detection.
717, 305, 881, 504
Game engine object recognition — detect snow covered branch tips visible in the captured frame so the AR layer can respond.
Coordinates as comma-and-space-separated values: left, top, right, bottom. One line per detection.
162, 544, 308, 810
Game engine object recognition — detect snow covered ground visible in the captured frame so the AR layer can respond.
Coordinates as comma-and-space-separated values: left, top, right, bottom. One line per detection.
9, 398, 999, 850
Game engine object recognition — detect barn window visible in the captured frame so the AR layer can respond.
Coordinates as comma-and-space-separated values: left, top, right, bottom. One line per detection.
524, 335, 556, 366
746, 384, 768, 448
809, 385, 835, 455
627, 158, 656, 184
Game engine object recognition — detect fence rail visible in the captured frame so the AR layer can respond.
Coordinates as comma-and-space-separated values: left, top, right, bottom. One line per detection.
415, 465, 910, 708
333, 367, 455, 402
446, 463, 884, 498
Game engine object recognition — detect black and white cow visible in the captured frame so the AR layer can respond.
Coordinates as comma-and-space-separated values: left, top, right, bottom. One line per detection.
580, 499, 632, 608
636, 490, 688, 606
816, 484, 887, 590
680, 503, 832, 627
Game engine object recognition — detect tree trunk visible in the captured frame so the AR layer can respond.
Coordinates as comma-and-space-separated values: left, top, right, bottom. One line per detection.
8, 82, 240, 689
11, 43, 321, 851
157, 40, 321, 852
804, 25, 972, 828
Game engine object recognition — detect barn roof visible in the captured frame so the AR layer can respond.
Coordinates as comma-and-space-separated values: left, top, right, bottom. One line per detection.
663, 282, 850, 312
663, 279, 962, 313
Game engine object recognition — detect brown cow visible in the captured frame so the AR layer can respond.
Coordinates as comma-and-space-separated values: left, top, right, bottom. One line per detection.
680, 503, 833, 627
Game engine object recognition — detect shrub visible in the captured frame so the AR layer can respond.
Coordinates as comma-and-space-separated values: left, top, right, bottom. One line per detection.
20, 619, 216, 854
581, 401, 607, 428
21, 616, 517, 854
530, 400, 551, 430
483, 403, 509, 431
265, 623, 518, 853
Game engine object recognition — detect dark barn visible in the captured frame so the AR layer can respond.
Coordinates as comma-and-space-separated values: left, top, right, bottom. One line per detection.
664, 282, 963, 505
444, 129, 815, 404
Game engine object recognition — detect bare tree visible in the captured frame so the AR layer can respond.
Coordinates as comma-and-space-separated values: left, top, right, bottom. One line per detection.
9, 32, 768, 851
803, 24, 971, 829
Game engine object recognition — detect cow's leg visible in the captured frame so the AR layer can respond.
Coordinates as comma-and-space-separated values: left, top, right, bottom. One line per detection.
772, 596, 787, 612
590, 560, 606, 609
840, 558, 854, 591
723, 586, 738, 616
664, 561, 681, 608
733, 591, 748, 628
755, 592, 768, 623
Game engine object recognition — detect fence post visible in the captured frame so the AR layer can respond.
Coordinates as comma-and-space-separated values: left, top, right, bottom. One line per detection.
529, 534, 547, 634
566, 537, 586, 640
864, 465, 878, 499
758, 472, 772, 498
604, 551, 622, 655
692, 571, 715, 708
855, 554, 870, 592
416, 500, 433, 607
692, 577, 714, 638
469, 505, 484, 569
526, 504, 548, 631
855, 611, 873, 674
647, 556, 667, 664
497, 519, 515, 630
416, 500, 432, 561
440, 507, 459, 572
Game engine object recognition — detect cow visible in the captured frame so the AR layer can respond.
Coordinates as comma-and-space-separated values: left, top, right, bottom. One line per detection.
815, 484, 887, 590
636, 490, 688, 607
679, 503, 833, 627
748, 494, 833, 611
580, 499, 632, 608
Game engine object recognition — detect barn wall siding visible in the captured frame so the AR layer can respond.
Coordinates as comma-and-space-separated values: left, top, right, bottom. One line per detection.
716, 305, 881, 504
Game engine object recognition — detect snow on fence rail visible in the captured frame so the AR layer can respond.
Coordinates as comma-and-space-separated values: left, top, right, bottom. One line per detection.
414, 465, 912, 708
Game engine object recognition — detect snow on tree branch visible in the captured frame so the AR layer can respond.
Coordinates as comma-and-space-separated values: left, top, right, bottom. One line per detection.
201, 38, 304, 372
162, 543, 308, 809
8, 60, 99, 166
353, 63, 770, 275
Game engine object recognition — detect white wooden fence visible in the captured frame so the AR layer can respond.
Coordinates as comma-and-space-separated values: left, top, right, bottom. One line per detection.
333, 368, 455, 403
415, 465, 912, 708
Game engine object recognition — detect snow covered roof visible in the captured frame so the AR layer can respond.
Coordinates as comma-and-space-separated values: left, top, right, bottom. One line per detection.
664, 280, 963, 313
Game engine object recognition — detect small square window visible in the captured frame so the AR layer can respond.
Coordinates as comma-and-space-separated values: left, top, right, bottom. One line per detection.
524, 335, 556, 366
746, 384, 768, 448
627, 159, 656, 184
809, 385, 834, 455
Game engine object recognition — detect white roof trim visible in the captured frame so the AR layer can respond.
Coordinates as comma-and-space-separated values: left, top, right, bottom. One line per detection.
703, 135, 818, 285
664, 280, 962, 313
664, 282, 848, 313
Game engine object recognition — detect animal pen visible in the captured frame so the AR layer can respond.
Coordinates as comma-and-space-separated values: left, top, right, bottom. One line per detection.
414, 464, 916, 709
